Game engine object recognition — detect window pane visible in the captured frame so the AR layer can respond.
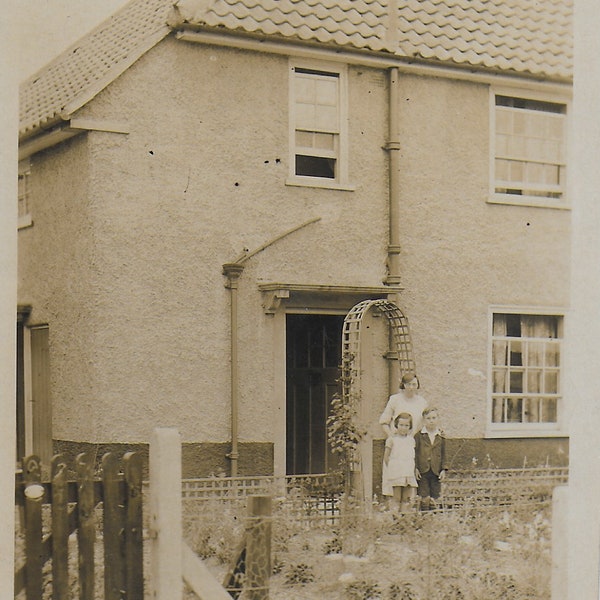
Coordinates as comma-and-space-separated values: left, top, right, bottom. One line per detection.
492, 341, 508, 366
296, 75, 315, 103
527, 369, 542, 393
314, 132, 335, 150
528, 341, 545, 366
545, 371, 558, 393
492, 397, 505, 423
492, 368, 507, 392
296, 103, 316, 130
495, 158, 509, 180
510, 161, 524, 182
295, 155, 336, 179
314, 104, 338, 131
513, 112, 527, 134
523, 398, 539, 422
541, 398, 558, 422
315, 78, 337, 105
509, 340, 522, 365
546, 341, 560, 366
496, 109, 512, 134
506, 397, 522, 423
509, 371, 523, 393
296, 131, 313, 147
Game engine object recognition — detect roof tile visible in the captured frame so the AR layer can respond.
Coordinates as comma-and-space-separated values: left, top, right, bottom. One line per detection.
20, 0, 572, 138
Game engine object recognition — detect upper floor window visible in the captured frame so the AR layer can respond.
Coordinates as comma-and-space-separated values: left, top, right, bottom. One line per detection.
18, 159, 33, 229
492, 92, 567, 208
489, 310, 563, 437
287, 61, 352, 190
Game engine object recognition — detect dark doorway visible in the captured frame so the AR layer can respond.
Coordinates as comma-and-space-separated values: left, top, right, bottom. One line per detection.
286, 313, 344, 475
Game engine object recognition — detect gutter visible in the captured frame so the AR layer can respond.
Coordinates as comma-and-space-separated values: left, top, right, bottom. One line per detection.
19, 119, 129, 161
175, 29, 572, 97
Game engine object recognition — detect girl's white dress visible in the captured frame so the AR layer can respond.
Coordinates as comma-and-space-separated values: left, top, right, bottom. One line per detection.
382, 434, 418, 496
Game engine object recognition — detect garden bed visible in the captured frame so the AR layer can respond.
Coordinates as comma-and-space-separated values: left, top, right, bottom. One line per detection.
184, 499, 552, 600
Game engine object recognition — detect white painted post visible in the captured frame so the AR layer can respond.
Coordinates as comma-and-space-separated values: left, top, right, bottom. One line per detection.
551, 485, 568, 600
0, 21, 18, 600
149, 428, 183, 600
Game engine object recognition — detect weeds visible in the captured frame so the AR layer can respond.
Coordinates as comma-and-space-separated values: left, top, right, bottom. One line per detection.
284, 562, 315, 585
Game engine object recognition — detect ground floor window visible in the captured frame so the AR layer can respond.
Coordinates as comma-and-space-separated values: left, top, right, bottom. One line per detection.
490, 311, 562, 434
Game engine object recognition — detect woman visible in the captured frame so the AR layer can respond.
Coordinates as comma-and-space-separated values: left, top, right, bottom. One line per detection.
379, 372, 428, 439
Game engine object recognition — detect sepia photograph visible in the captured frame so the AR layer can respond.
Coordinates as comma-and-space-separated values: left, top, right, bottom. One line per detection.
2, 0, 600, 598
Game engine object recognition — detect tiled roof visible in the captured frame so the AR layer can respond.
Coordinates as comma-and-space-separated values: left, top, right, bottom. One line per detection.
19, 0, 172, 139
176, 0, 572, 79
20, 0, 572, 139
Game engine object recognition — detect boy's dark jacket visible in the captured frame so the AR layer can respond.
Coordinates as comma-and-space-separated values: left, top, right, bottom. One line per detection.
414, 430, 448, 475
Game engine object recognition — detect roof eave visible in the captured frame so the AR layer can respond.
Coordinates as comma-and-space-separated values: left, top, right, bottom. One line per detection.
175, 25, 573, 90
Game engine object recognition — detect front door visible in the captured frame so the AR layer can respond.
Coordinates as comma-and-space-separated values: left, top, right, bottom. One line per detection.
286, 314, 344, 475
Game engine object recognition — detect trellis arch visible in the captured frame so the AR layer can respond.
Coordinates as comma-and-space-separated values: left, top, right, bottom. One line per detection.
341, 299, 416, 393
339, 299, 416, 504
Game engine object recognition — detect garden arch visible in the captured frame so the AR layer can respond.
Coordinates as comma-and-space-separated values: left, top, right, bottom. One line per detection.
340, 299, 416, 503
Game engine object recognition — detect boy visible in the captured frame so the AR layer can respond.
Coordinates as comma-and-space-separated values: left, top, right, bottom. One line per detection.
414, 407, 448, 511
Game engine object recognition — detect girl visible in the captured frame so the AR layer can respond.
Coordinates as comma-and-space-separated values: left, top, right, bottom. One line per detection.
382, 412, 418, 513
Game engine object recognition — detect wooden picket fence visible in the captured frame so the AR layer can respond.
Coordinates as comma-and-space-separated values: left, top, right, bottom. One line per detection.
14, 452, 144, 600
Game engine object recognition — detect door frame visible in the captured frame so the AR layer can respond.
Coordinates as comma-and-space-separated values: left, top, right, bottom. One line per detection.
273, 307, 348, 479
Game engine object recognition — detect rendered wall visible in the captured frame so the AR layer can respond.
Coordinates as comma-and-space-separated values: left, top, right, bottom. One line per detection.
20, 37, 389, 449
394, 73, 570, 465
18, 36, 571, 472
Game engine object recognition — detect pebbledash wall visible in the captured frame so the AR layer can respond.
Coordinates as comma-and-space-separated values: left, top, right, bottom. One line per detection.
18, 36, 570, 481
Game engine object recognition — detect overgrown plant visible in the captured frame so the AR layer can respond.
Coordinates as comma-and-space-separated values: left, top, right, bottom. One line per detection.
284, 563, 315, 585
345, 579, 382, 599
327, 352, 367, 496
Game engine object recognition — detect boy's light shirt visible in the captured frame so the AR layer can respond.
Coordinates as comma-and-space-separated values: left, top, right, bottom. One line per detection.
421, 427, 442, 445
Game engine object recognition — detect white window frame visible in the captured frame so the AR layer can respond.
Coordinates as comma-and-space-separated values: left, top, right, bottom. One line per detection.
488, 87, 570, 210
287, 59, 354, 191
486, 306, 566, 438
18, 158, 33, 229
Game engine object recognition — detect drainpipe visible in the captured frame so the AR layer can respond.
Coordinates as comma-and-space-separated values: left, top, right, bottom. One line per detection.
222, 217, 321, 477
222, 262, 244, 477
384, 67, 402, 396
384, 66, 402, 286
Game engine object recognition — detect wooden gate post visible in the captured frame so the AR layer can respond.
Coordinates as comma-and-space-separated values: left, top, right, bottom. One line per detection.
149, 428, 182, 600
246, 496, 271, 600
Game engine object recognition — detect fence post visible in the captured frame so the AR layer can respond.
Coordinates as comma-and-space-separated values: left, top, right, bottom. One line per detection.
23, 455, 44, 600
246, 495, 271, 600
551, 485, 568, 599
76, 452, 96, 600
102, 453, 125, 600
51, 455, 69, 600
149, 428, 182, 600
124, 452, 144, 600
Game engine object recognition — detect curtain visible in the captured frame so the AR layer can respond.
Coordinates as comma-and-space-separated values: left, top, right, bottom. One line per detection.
492, 315, 508, 422
521, 316, 557, 422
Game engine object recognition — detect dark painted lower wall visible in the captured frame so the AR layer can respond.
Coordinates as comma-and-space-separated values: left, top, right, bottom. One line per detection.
372, 437, 569, 497
52, 440, 274, 479
52, 437, 568, 487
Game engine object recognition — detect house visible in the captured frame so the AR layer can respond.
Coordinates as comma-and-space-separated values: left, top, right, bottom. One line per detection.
17, 0, 572, 495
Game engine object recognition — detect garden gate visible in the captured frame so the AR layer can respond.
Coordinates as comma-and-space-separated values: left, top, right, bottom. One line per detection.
14, 452, 143, 600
